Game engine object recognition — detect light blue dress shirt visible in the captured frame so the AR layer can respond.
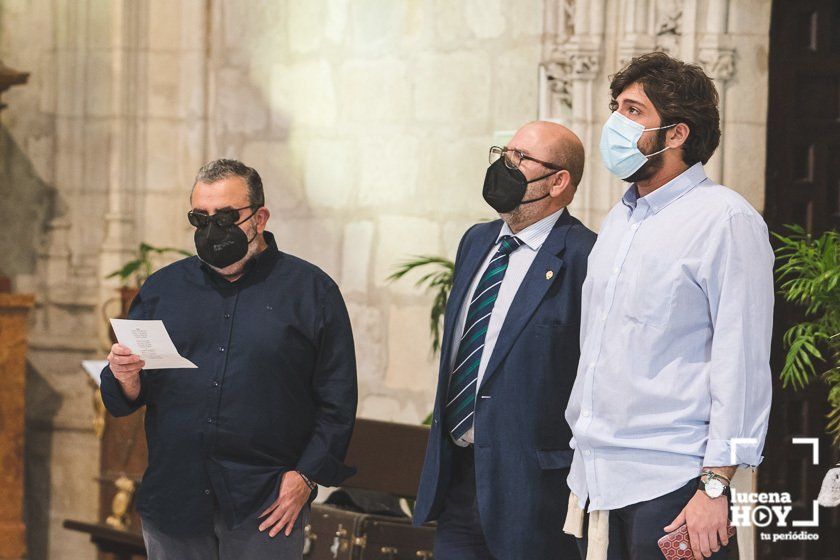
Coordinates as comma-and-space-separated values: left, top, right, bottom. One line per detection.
452, 208, 566, 445
565, 163, 774, 511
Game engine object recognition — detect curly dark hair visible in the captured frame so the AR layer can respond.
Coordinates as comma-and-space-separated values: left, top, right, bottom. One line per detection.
609, 52, 720, 166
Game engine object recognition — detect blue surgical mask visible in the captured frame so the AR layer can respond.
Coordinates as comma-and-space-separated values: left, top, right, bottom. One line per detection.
599, 111, 676, 179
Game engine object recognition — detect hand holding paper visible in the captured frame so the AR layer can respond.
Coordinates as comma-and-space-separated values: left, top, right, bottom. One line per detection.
109, 319, 197, 369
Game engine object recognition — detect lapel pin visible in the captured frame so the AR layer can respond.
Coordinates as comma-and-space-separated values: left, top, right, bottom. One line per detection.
545, 270, 554, 280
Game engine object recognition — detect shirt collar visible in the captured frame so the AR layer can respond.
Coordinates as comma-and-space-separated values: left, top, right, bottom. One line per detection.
497, 208, 565, 251
251, 230, 280, 265
621, 162, 708, 215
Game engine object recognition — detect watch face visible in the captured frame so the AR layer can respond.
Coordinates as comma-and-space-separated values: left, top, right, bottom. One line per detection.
706, 478, 725, 498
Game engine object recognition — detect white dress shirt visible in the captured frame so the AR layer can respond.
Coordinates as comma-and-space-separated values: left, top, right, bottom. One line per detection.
451, 208, 566, 445
565, 163, 774, 511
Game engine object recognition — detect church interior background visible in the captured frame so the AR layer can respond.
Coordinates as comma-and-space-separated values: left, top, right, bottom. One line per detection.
0, 0, 837, 559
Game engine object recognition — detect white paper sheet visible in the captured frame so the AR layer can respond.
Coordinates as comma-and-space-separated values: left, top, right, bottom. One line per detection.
81, 360, 109, 387
109, 319, 198, 369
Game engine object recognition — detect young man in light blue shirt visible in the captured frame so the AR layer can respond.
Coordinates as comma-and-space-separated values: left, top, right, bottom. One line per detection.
565, 52, 774, 560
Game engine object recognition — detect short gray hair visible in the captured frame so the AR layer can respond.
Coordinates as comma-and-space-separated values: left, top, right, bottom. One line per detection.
193, 159, 264, 207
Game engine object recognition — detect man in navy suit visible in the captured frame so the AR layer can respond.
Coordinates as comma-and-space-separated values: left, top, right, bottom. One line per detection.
413, 122, 595, 559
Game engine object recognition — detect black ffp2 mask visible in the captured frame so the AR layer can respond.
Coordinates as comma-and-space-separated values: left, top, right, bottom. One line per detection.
482, 158, 555, 214
194, 210, 258, 269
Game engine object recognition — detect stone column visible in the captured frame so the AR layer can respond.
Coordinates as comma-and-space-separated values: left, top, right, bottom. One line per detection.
698, 0, 736, 185
540, 0, 607, 226
539, 0, 576, 122
24, 2, 120, 558
98, 0, 146, 349
567, 42, 603, 225
618, 0, 656, 67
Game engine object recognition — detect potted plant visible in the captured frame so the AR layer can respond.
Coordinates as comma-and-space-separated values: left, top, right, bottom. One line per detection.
107, 243, 192, 316
774, 225, 840, 507
388, 256, 455, 354
774, 225, 840, 441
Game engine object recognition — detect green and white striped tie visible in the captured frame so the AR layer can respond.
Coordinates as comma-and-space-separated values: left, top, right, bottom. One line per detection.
444, 235, 522, 440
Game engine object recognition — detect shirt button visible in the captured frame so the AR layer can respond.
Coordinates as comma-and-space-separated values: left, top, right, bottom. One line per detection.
224, 313, 230, 319
584, 450, 592, 457
207, 417, 214, 423
212, 381, 219, 387
582, 410, 591, 418
613, 267, 619, 274
588, 362, 595, 369
218, 346, 225, 352
631, 224, 639, 230
204, 489, 211, 495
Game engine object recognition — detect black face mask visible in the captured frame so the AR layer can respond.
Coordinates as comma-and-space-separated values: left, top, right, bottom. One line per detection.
482, 158, 555, 214
194, 209, 259, 269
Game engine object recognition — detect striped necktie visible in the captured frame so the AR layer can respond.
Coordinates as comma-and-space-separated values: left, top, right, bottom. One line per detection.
444, 234, 523, 440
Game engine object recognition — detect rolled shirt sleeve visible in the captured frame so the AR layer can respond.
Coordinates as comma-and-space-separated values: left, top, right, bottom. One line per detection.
700, 213, 775, 468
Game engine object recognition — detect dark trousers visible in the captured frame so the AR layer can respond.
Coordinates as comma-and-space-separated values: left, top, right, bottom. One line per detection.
141, 505, 308, 560
433, 444, 497, 560
576, 479, 733, 560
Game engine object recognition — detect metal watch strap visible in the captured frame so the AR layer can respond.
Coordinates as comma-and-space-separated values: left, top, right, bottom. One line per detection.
701, 470, 731, 485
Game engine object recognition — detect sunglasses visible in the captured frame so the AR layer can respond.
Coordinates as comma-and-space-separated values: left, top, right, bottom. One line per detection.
187, 205, 260, 228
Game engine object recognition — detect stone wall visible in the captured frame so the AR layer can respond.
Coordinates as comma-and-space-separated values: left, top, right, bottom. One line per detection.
0, 1, 771, 559
204, 0, 546, 423
1, 1, 546, 558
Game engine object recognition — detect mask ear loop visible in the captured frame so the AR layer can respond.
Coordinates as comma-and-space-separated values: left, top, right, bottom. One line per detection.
641, 122, 678, 132
236, 206, 263, 244
525, 170, 558, 185
234, 206, 262, 226
643, 145, 670, 158
521, 170, 560, 204
640, 122, 678, 158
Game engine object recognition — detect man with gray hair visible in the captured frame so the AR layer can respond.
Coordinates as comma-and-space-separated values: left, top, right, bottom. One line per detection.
100, 159, 358, 559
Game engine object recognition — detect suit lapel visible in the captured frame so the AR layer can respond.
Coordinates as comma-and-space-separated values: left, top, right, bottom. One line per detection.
478, 212, 574, 391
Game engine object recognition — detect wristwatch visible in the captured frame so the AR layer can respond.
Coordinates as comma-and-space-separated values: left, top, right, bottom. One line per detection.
698, 471, 731, 499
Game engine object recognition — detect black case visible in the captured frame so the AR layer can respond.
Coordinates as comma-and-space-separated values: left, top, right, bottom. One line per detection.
304, 503, 435, 560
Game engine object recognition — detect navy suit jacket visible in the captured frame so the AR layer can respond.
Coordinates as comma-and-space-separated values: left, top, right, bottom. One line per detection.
413, 211, 595, 558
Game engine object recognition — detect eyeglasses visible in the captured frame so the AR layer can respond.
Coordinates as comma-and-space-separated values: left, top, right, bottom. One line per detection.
187, 205, 260, 228
489, 146, 564, 172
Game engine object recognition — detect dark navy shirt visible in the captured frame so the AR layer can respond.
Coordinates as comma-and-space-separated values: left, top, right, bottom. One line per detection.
100, 232, 358, 536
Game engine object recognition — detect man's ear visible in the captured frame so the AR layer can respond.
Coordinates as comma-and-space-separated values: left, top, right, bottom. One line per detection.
549, 170, 572, 199
667, 122, 690, 149
255, 206, 271, 233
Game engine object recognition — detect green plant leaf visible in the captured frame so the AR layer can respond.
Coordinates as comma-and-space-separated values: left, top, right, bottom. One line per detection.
105, 242, 192, 285
774, 225, 840, 444
106, 259, 143, 280
388, 255, 455, 354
